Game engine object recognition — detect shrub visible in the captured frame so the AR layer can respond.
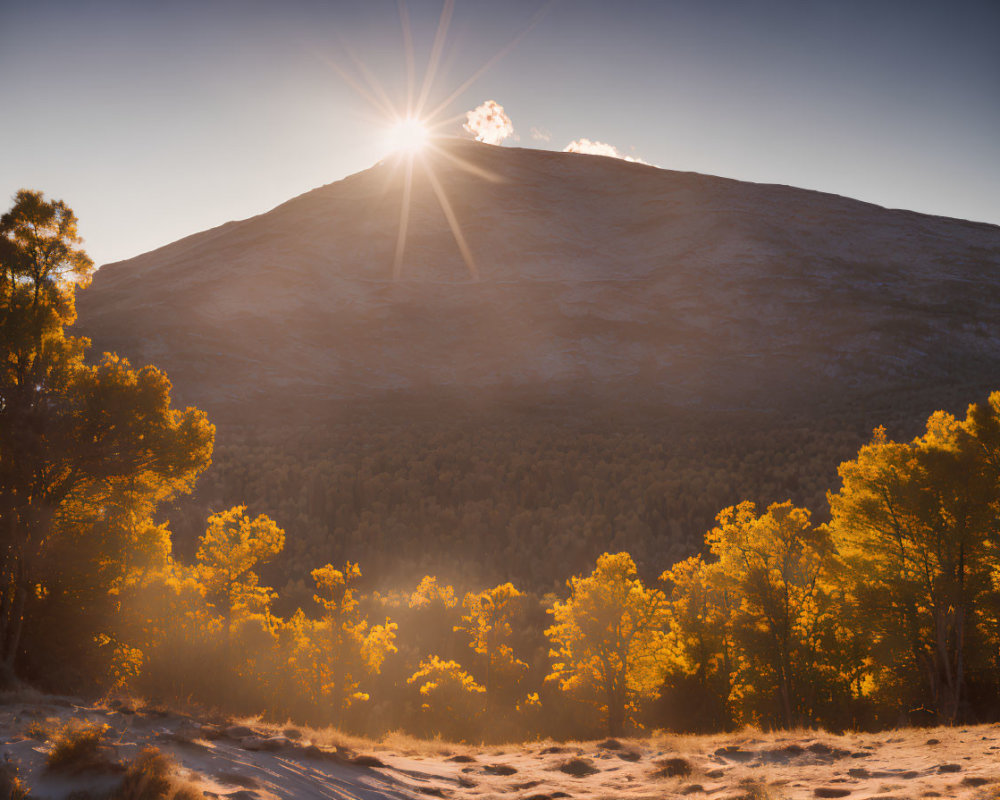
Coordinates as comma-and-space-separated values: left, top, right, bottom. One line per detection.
738, 778, 784, 800
46, 721, 118, 774
0, 756, 28, 799
25, 719, 54, 740
113, 747, 207, 800
558, 757, 599, 777
653, 756, 692, 777
114, 747, 171, 799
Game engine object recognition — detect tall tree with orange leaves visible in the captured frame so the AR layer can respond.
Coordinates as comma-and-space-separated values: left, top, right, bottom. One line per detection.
828, 403, 1000, 724
0, 190, 213, 686
546, 552, 671, 736
703, 501, 844, 727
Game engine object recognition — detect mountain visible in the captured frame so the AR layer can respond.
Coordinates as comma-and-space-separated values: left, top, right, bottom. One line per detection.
73, 140, 1000, 588
76, 139, 1000, 421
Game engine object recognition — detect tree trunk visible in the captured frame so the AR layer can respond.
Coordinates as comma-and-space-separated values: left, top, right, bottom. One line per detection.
935, 604, 965, 724
0, 580, 26, 689
606, 678, 623, 737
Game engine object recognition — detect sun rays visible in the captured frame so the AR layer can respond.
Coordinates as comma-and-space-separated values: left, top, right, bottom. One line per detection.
386, 0, 477, 281
321, 0, 549, 282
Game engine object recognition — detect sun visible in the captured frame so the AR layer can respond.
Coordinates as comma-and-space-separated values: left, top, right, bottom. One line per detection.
387, 117, 429, 154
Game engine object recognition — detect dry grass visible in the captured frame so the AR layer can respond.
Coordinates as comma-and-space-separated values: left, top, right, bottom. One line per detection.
24, 717, 57, 740
7, 700, 998, 800
0, 756, 29, 800
651, 756, 693, 777
272, 721, 470, 758
114, 747, 172, 800
45, 720, 120, 775
112, 747, 206, 800
379, 729, 462, 756
738, 777, 786, 800
647, 729, 710, 753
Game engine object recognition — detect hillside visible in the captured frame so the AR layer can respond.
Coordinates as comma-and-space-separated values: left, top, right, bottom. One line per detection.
77, 139, 1000, 417
74, 141, 1000, 589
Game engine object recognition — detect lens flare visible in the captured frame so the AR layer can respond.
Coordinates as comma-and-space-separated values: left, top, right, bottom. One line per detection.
387, 118, 429, 154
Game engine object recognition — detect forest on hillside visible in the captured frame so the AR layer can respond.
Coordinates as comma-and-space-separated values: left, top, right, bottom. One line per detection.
162, 383, 989, 601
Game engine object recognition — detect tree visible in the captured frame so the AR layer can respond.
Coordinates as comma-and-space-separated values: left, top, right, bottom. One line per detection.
703, 501, 844, 727
828, 407, 1000, 723
455, 582, 527, 716
0, 189, 91, 344
286, 562, 397, 724
409, 575, 457, 610
188, 504, 285, 704
195, 505, 285, 633
407, 655, 484, 739
545, 552, 670, 736
0, 190, 213, 685
962, 392, 1000, 704
660, 554, 735, 731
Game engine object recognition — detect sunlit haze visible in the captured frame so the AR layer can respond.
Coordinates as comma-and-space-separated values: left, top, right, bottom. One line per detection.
6, 0, 1000, 772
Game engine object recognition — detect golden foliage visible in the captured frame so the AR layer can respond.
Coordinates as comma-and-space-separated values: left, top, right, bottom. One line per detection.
704, 501, 845, 726
0, 189, 213, 688
407, 655, 484, 738
456, 583, 528, 713
827, 396, 1000, 723
409, 575, 458, 610
284, 562, 398, 720
546, 552, 670, 735
196, 506, 285, 619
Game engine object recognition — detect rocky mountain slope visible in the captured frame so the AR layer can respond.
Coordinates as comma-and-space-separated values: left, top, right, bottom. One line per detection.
76, 140, 1000, 420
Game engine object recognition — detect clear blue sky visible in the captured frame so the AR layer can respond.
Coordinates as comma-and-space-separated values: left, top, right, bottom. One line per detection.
2, 0, 998, 266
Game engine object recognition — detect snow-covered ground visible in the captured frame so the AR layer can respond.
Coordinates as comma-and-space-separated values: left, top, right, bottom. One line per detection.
2, 695, 997, 799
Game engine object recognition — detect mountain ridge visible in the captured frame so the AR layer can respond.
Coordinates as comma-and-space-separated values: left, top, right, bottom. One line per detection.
77, 139, 1000, 419
94, 145, 997, 281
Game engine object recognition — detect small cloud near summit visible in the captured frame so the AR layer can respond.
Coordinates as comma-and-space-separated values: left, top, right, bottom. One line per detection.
563, 138, 647, 164
464, 100, 514, 145
530, 126, 551, 142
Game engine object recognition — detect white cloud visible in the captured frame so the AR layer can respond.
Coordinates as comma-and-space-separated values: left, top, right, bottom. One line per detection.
530, 126, 551, 142
563, 138, 647, 164
463, 100, 514, 146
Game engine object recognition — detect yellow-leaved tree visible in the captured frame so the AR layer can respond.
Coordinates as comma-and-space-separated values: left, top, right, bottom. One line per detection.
704, 501, 845, 727
455, 583, 528, 717
0, 190, 214, 688
660, 554, 735, 731
828, 402, 1000, 724
546, 552, 670, 736
407, 655, 484, 740
410, 575, 458, 610
286, 562, 397, 725
195, 506, 285, 640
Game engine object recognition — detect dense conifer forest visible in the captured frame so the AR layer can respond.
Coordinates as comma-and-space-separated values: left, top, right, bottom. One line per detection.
163, 382, 991, 598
